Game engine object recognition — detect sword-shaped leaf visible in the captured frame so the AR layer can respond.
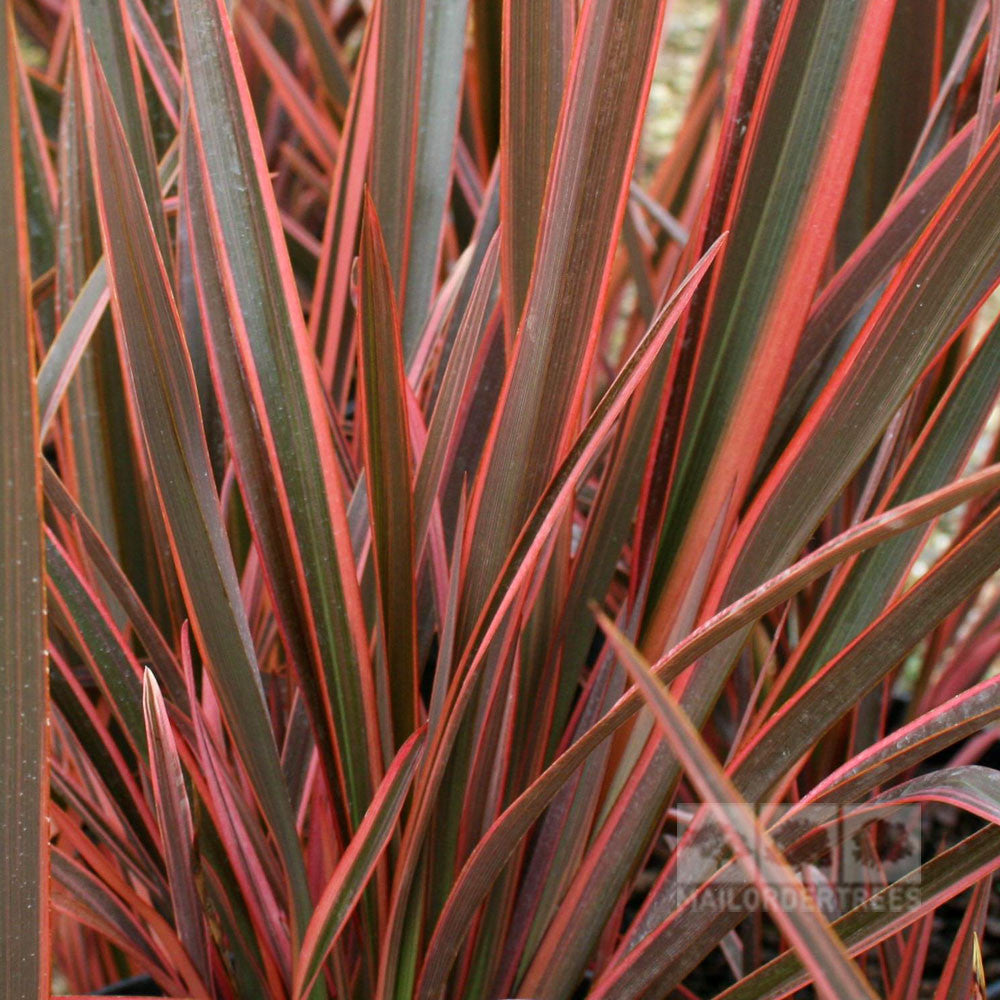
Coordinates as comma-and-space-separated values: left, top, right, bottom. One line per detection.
0, 11, 48, 998
175, 0, 381, 837
294, 727, 426, 1000
595, 613, 878, 1000
84, 51, 311, 939
358, 193, 419, 745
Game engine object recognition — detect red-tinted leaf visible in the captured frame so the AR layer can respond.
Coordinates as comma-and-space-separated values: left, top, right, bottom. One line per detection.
717, 826, 1000, 1000
358, 193, 419, 745
85, 50, 311, 936
143, 670, 211, 982
176, 0, 382, 848
461, 0, 672, 635
500, 0, 572, 329
415, 463, 1000, 998
295, 727, 426, 999
595, 613, 878, 1000
0, 11, 48, 996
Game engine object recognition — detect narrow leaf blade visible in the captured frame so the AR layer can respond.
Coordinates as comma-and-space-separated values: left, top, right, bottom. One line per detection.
295, 728, 426, 999
85, 51, 310, 934
0, 9, 48, 997
593, 613, 878, 1000
358, 193, 419, 745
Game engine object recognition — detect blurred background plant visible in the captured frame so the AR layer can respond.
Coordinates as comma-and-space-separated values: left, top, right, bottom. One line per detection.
4, 0, 1000, 998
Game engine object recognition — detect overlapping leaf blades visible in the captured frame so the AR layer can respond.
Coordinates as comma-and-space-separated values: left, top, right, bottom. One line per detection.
7, 0, 1000, 998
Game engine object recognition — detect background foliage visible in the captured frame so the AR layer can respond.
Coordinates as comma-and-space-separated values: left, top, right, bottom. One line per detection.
3, 0, 1000, 997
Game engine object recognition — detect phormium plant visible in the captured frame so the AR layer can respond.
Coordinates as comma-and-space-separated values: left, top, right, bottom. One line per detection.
3, 0, 1000, 996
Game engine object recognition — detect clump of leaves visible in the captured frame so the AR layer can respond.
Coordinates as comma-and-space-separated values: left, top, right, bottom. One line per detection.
4, 0, 1000, 998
